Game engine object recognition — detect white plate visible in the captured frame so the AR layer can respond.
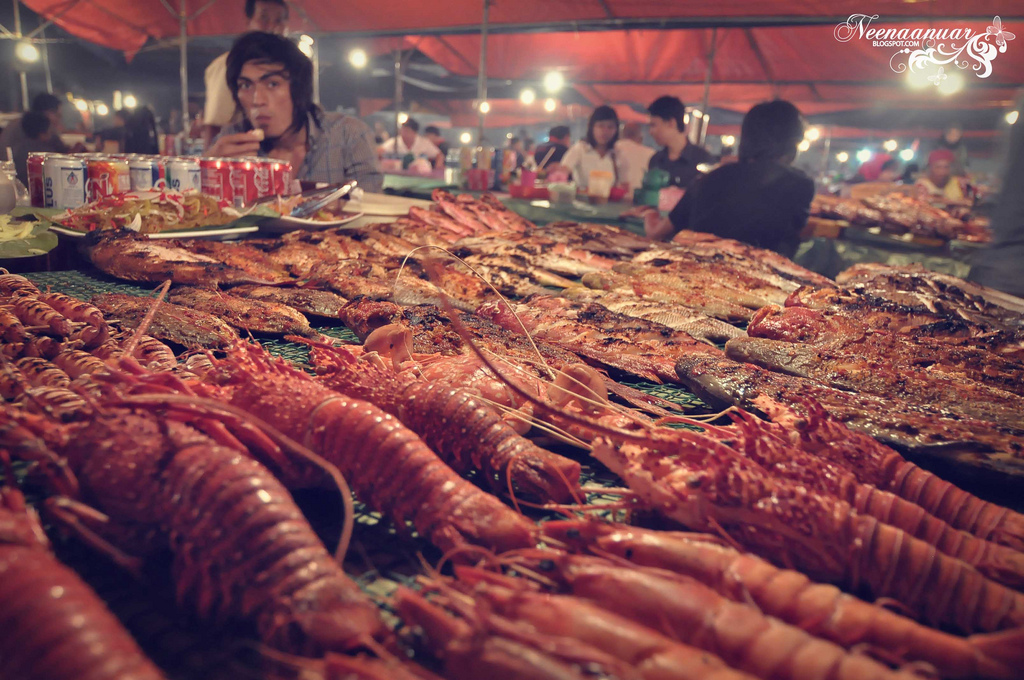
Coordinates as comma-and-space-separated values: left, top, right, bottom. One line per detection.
258, 211, 365, 234
345, 192, 433, 216
49, 225, 259, 241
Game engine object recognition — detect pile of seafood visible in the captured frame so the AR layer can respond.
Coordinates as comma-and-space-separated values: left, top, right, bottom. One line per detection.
2, 189, 1024, 679
811, 192, 988, 242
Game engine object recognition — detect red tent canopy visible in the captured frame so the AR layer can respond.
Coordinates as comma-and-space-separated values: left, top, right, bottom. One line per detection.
411, 21, 1024, 113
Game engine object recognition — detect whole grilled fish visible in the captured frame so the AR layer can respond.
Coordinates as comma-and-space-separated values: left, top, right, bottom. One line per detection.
228, 285, 349, 319
675, 353, 1024, 474
725, 336, 1024, 432
169, 287, 316, 337
92, 293, 239, 349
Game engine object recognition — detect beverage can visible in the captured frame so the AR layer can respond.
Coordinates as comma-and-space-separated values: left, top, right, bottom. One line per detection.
128, 157, 164, 191
229, 158, 258, 207
166, 158, 201, 193
85, 158, 131, 202
200, 157, 233, 204
43, 156, 87, 209
270, 160, 293, 196
27, 152, 49, 207
245, 157, 273, 199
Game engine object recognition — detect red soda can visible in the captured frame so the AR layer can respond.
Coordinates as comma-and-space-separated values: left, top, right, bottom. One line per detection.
85, 158, 131, 202
200, 157, 233, 203
243, 157, 273, 199
27, 152, 48, 207
270, 160, 293, 196
229, 158, 258, 207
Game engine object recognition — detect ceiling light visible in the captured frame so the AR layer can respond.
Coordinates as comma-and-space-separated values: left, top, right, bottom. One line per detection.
348, 48, 368, 69
74, 99, 89, 112
805, 126, 821, 142
856, 148, 872, 163
459, 132, 472, 144
16, 41, 40, 63
479, 101, 491, 114
1007, 110, 1020, 125
543, 71, 565, 94
95, 103, 109, 116
899, 148, 915, 161
123, 94, 138, 109
543, 98, 556, 113
883, 139, 898, 152
519, 88, 536, 105
836, 151, 849, 162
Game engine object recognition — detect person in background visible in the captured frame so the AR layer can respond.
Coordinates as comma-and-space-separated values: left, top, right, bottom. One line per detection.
900, 162, 920, 185
208, 31, 383, 192
423, 125, 450, 158
1, 92, 68, 159
373, 120, 390, 145
645, 99, 814, 258
12, 112, 57, 185
165, 108, 184, 135
647, 95, 713, 188
203, 0, 288, 144
125, 106, 161, 154
507, 136, 526, 169
916, 149, 968, 202
554, 106, 628, 192
378, 118, 445, 170
533, 125, 570, 167
92, 109, 129, 152
615, 121, 655, 193
935, 122, 968, 176
849, 153, 899, 183
968, 98, 1024, 296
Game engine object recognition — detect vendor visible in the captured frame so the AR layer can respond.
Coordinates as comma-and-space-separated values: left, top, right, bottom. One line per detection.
208, 32, 383, 192
203, 0, 289, 143
378, 118, 445, 170
645, 100, 814, 258
554, 106, 629, 192
916, 149, 967, 203
647, 96, 713, 188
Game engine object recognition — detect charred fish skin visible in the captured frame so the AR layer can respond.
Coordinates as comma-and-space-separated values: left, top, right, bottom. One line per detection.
725, 336, 1024, 432
92, 293, 240, 349
674, 354, 1024, 474
169, 287, 316, 338
228, 285, 349, 320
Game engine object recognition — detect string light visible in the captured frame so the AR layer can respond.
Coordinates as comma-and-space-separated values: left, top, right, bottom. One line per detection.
15, 41, 40, 63
478, 101, 491, 114
836, 151, 849, 162
519, 88, 536, 105
883, 139, 898, 152
543, 98, 556, 113
123, 94, 138, 108
899, 148, 914, 161
856, 148, 872, 163
543, 71, 565, 94
460, 132, 472, 144
348, 48, 368, 69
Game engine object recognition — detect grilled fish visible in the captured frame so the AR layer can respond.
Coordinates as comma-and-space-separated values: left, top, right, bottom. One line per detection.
93, 293, 239, 349
169, 287, 316, 337
228, 285, 349, 319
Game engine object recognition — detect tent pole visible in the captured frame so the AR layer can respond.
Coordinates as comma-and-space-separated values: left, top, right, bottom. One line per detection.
13, 0, 28, 110
312, 40, 320, 104
698, 27, 717, 147
394, 49, 403, 141
40, 27, 52, 93
477, 0, 490, 143
179, 0, 189, 137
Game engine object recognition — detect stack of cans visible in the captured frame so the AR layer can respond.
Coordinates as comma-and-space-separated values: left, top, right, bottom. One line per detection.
200, 157, 292, 208
27, 151, 293, 209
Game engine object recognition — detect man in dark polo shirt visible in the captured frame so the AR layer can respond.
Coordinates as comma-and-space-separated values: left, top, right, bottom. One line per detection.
647, 96, 713, 188
533, 125, 570, 167
646, 100, 815, 259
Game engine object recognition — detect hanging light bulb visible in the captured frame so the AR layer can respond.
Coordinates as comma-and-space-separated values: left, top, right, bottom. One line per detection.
543, 98, 556, 113
519, 88, 536, 105
460, 131, 472, 144
543, 71, 565, 94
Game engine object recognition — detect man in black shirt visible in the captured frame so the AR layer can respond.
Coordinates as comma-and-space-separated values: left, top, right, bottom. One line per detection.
646, 100, 815, 259
533, 125, 570, 167
424, 125, 450, 159
647, 96, 713, 188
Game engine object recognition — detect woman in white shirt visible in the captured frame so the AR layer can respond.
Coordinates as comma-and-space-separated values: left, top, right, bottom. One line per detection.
557, 106, 629, 192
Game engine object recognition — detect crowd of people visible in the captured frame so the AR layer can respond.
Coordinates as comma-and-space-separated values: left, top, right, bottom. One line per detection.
1, 0, 1015, 294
